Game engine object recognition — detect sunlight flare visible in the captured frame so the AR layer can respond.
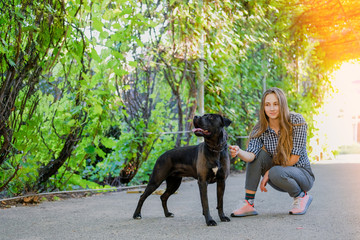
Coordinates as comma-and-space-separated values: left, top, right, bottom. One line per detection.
312, 61, 360, 160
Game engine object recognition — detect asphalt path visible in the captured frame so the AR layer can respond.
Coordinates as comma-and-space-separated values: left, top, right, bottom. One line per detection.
1, 154, 360, 240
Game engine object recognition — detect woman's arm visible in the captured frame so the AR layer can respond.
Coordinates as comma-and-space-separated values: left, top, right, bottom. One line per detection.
229, 145, 256, 163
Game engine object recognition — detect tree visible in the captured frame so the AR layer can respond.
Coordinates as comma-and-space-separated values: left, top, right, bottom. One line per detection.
1, 0, 356, 197
293, 0, 360, 68
0, 0, 69, 191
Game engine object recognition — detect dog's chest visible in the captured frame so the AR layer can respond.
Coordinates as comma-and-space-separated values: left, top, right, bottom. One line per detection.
206, 160, 222, 183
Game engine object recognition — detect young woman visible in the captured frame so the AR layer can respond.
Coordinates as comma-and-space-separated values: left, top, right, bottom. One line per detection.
229, 87, 315, 216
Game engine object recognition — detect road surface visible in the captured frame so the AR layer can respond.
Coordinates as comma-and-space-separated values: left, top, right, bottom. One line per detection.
1, 154, 360, 240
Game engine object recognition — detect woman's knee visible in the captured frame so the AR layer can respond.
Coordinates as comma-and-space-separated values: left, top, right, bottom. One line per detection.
268, 166, 286, 182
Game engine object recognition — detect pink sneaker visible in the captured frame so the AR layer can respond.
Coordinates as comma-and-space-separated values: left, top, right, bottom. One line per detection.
289, 194, 313, 215
231, 200, 258, 217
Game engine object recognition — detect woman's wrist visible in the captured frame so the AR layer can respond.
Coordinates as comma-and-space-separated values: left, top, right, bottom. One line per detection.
236, 147, 241, 157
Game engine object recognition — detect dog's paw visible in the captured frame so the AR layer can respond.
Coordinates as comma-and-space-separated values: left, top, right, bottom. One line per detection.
220, 216, 231, 222
165, 212, 174, 218
133, 213, 142, 219
206, 220, 217, 226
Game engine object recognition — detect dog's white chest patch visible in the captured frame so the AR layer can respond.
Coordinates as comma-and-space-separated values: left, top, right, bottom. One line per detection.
212, 167, 219, 175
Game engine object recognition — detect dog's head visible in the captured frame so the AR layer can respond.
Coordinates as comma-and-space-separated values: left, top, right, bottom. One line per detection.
192, 114, 232, 138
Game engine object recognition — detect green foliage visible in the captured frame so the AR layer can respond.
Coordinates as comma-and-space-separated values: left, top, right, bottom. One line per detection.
0, 0, 335, 198
196, 0, 330, 151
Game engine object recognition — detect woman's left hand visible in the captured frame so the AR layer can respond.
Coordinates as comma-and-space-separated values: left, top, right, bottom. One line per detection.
260, 170, 269, 192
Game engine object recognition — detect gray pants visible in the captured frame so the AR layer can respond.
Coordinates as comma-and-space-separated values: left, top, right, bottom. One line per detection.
245, 150, 315, 198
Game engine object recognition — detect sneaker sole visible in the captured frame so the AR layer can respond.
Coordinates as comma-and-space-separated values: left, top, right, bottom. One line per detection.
231, 211, 258, 217
289, 195, 313, 215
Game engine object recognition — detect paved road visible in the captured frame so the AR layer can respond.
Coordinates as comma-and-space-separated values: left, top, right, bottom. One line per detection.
1, 154, 360, 240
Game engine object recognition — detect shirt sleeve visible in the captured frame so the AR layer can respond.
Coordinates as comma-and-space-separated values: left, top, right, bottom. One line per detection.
291, 113, 307, 156
246, 134, 264, 157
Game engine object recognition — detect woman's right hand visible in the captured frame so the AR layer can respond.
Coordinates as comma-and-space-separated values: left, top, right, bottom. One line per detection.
229, 145, 240, 158
260, 170, 269, 192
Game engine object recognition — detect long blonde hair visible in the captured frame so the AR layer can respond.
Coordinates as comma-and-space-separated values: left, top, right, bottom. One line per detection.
250, 87, 292, 166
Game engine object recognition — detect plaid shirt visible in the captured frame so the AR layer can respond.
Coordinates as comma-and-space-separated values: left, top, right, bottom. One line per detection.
246, 113, 309, 167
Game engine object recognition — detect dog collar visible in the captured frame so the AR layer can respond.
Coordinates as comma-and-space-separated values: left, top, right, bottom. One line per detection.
206, 142, 228, 153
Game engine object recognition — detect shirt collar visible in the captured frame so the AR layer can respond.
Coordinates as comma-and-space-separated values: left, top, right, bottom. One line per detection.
266, 125, 280, 135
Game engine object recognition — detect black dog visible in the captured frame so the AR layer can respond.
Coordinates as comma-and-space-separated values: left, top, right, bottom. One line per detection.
133, 114, 232, 226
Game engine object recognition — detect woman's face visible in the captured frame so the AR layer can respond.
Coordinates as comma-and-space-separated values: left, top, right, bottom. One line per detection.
264, 93, 280, 121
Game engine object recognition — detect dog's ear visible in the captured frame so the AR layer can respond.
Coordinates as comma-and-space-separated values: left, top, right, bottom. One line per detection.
222, 116, 232, 127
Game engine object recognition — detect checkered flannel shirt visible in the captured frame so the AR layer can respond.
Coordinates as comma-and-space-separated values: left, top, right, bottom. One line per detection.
246, 113, 310, 167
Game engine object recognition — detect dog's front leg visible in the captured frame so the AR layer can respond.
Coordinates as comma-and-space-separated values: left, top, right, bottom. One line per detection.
198, 179, 217, 226
217, 179, 230, 222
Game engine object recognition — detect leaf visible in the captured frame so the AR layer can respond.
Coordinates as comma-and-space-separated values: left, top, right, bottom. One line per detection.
114, 67, 128, 77
128, 61, 138, 68
92, 18, 103, 32
121, 7, 133, 16
110, 32, 123, 42
90, 48, 101, 62
112, 23, 122, 29
84, 145, 95, 154
135, 38, 144, 47
8, 59, 16, 67
112, 51, 124, 60
95, 148, 106, 158
99, 30, 109, 39
67, 119, 76, 126
93, 104, 103, 115
101, 137, 116, 149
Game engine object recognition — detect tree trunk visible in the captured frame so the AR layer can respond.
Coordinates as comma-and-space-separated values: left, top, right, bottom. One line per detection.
37, 125, 84, 191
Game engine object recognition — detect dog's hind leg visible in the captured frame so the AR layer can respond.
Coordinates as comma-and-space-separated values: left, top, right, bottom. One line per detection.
133, 157, 172, 220
161, 176, 182, 217
133, 180, 162, 219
